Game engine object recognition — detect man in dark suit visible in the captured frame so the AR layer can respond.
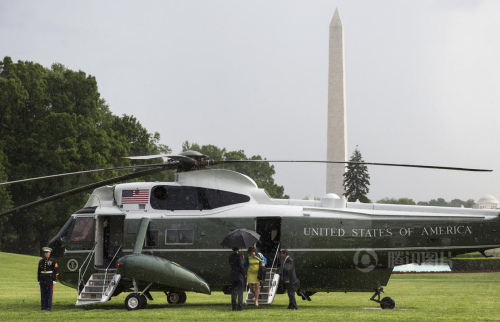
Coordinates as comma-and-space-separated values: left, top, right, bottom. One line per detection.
281, 249, 298, 310
229, 247, 245, 311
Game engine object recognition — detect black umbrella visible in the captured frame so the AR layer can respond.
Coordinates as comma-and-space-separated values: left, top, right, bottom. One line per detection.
220, 228, 260, 249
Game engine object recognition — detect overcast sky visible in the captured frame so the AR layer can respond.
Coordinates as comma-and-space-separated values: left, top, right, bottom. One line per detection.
1, 0, 499, 203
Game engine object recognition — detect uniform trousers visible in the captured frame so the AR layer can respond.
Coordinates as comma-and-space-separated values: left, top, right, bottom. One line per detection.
40, 284, 53, 311
231, 280, 244, 310
287, 283, 298, 309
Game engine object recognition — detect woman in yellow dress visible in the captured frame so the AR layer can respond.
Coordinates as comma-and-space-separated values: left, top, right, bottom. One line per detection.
243, 246, 267, 306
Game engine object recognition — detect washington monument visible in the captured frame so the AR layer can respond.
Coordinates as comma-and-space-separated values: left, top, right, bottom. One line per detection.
326, 8, 347, 196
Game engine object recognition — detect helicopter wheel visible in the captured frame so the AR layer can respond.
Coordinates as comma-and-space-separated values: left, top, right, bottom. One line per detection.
125, 293, 142, 311
167, 291, 181, 304
139, 294, 147, 309
380, 297, 395, 310
179, 291, 187, 304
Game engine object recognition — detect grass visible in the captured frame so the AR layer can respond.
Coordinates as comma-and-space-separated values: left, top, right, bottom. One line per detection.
1, 252, 500, 321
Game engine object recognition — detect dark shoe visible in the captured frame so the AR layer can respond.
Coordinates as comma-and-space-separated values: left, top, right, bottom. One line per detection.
232, 308, 237, 311
237, 308, 243, 311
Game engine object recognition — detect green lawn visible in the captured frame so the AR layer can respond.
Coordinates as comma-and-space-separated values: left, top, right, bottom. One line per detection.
1, 252, 499, 321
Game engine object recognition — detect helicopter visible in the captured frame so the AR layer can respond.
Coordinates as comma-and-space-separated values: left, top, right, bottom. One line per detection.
0, 150, 498, 310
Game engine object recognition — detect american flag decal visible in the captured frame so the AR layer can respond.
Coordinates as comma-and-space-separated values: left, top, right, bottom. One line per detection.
121, 189, 149, 204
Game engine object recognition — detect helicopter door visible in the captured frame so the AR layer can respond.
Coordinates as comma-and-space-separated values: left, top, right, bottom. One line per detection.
256, 217, 281, 267
95, 215, 124, 269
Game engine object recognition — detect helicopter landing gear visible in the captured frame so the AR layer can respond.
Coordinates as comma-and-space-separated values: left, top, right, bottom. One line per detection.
166, 291, 187, 304
125, 293, 144, 311
125, 280, 152, 310
370, 287, 395, 310
139, 294, 147, 309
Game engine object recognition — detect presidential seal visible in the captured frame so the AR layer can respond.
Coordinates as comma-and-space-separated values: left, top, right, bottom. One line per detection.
67, 259, 78, 271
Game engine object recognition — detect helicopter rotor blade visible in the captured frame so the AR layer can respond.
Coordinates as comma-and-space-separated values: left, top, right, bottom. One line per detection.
212, 160, 492, 172
0, 166, 167, 218
120, 154, 197, 164
0, 163, 173, 187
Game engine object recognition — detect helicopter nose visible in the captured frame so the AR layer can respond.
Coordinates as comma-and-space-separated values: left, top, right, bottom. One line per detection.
47, 238, 64, 257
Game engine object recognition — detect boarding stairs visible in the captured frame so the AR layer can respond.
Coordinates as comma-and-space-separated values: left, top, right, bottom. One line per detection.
245, 268, 280, 305
76, 271, 122, 306
245, 243, 281, 305
75, 244, 122, 306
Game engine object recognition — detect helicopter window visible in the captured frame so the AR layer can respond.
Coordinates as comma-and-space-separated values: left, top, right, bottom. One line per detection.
150, 185, 250, 210
145, 229, 159, 247
153, 186, 168, 200
150, 186, 203, 210
69, 217, 94, 243
165, 229, 194, 244
49, 216, 74, 244
203, 189, 250, 208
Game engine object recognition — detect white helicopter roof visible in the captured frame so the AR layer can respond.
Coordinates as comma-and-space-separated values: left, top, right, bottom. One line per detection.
175, 169, 258, 194
84, 169, 265, 211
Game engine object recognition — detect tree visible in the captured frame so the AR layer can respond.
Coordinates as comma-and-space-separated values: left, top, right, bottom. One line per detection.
376, 197, 475, 208
0, 147, 13, 250
417, 198, 475, 208
0, 57, 170, 255
182, 141, 289, 199
376, 197, 416, 205
343, 147, 371, 203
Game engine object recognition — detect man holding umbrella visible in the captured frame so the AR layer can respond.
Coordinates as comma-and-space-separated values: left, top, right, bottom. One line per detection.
221, 228, 261, 311
228, 247, 245, 311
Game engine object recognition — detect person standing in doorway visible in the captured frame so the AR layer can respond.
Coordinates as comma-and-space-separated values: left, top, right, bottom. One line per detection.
38, 247, 59, 311
281, 249, 298, 310
229, 247, 245, 311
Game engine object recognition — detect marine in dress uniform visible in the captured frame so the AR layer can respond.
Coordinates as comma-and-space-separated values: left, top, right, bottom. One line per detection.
281, 249, 298, 310
38, 247, 59, 311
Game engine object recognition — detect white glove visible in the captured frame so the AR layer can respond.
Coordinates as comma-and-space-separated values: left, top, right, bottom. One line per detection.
38, 282, 40, 285
53, 281, 56, 284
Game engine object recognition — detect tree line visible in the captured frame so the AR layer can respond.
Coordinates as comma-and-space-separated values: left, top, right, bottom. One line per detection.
0, 57, 288, 255
376, 197, 475, 208
0, 57, 175, 254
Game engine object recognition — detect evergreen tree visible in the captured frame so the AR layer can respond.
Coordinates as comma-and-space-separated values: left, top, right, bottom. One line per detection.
343, 147, 371, 203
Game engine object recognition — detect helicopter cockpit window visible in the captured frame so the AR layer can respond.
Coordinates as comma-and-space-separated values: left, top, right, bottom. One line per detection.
150, 185, 250, 211
69, 217, 94, 243
165, 229, 194, 244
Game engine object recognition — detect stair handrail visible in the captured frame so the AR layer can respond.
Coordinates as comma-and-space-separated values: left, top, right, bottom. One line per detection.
78, 243, 97, 297
267, 242, 281, 295
102, 245, 122, 296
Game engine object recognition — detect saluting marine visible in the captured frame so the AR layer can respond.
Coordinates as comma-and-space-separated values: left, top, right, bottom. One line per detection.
37, 247, 59, 311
